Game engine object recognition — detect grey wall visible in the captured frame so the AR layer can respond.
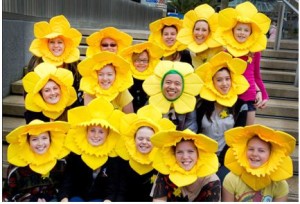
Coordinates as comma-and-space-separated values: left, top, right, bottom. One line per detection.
2, 0, 163, 97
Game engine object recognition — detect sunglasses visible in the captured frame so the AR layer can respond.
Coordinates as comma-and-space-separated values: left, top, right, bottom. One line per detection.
101, 43, 117, 47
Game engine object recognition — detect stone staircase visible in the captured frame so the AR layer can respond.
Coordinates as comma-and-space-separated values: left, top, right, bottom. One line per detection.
2, 29, 299, 201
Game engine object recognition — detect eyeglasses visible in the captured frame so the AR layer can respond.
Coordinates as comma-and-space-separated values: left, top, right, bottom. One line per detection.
134, 59, 149, 64
101, 43, 117, 47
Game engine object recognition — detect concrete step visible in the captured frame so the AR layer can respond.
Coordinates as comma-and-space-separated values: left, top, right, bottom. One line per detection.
261, 69, 296, 83
287, 175, 299, 202
255, 117, 298, 142
267, 39, 299, 50
260, 58, 298, 71
3, 95, 25, 117
11, 80, 23, 95
262, 49, 298, 60
2, 116, 26, 139
264, 83, 298, 99
256, 98, 298, 119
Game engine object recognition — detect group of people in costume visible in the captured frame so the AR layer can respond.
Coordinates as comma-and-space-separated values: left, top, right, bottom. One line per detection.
3, 1, 296, 202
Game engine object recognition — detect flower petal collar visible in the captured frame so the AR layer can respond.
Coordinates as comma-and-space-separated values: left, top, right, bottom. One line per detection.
151, 129, 219, 187
78, 51, 133, 102
217, 1, 271, 57
86, 27, 133, 57
115, 105, 176, 175
148, 17, 187, 57
66, 97, 123, 170
6, 119, 70, 176
177, 4, 222, 53
120, 41, 164, 80
195, 51, 249, 107
224, 125, 296, 191
29, 15, 82, 66
22, 62, 77, 120
143, 60, 203, 114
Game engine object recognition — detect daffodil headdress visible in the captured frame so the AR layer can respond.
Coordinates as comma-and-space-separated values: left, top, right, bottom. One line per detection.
66, 97, 123, 170
120, 41, 164, 80
6, 119, 70, 176
78, 51, 133, 101
148, 17, 187, 57
177, 4, 221, 53
195, 51, 249, 107
151, 129, 218, 187
115, 105, 176, 175
29, 15, 82, 66
217, 1, 271, 57
86, 27, 133, 57
224, 124, 296, 191
22, 62, 77, 120
143, 60, 203, 114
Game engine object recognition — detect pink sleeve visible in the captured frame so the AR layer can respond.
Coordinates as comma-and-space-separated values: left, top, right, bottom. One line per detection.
253, 52, 269, 100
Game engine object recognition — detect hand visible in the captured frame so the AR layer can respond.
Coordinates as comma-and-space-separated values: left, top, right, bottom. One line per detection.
255, 99, 268, 109
255, 91, 262, 105
37, 198, 46, 202
61, 197, 68, 202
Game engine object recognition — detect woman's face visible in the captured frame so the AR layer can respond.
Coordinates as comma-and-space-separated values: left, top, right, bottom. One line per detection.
29, 132, 51, 155
41, 80, 61, 104
246, 136, 271, 168
87, 125, 109, 147
100, 38, 118, 53
162, 26, 177, 47
133, 51, 149, 72
48, 37, 65, 57
213, 69, 231, 95
135, 127, 154, 154
97, 64, 116, 89
175, 140, 198, 171
193, 20, 210, 45
233, 22, 252, 43
162, 73, 183, 100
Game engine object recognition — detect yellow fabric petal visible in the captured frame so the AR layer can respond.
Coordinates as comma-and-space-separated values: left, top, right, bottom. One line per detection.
149, 93, 171, 114
29, 160, 57, 176
82, 154, 108, 170
240, 172, 272, 191
170, 172, 197, 187
173, 93, 196, 114
129, 159, 153, 175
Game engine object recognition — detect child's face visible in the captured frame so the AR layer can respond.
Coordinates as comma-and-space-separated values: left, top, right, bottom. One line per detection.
213, 68, 231, 95
175, 140, 198, 171
233, 22, 252, 43
162, 73, 183, 100
246, 137, 271, 168
193, 20, 210, 45
100, 38, 118, 53
162, 26, 177, 47
48, 37, 65, 57
97, 65, 116, 89
87, 125, 109, 146
29, 132, 50, 155
133, 51, 149, 72
135, 127, 154, 154
41, 80, 61, 104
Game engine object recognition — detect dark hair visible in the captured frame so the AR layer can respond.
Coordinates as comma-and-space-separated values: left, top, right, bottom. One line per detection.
212, 67, 231, 80
27, 131, 51, 143
193, 20, 210, 33
161, 25, 178, 35
247, 135, 272, 151
132, 50, 149, 62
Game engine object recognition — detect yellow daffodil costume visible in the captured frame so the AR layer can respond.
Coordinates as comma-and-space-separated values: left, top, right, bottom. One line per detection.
148, 17, 187, 57
195, 51, 249, 107
143, 60, 203, 114
65, 97, 123, 170
217, 1, 271, 57
78, 51, 133, 102
115, 105, 176, 175
151, 129, 219, 187
177, 4, 222, 53
22, 62, 77, 120
6, 119, 70, 176
86, 27, 133, 57
29, 15, 82, 66
224, 124, 296, 191
120, 41, 164, 80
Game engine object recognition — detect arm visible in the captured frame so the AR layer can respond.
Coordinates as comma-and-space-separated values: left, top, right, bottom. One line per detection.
273, 195, 288, 202
153, 197, 167, 202
122, 102, 134, 113
222, 187, 235, 202
83, 93, 95, 105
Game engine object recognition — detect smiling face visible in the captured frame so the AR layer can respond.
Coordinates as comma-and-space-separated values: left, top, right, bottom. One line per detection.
135, 126, 154, 154
87, 125, 109, 147
162, 73, 183, 101
233, 22, 252, 43
97, 64, 116, 89
213, 68, 232, 95
162, 26, 178, 47
41, 80, 61, 104
48, 37, 65, 57
100, 38, 118, 53
193, 20, 210, 45
246, 136, 271, 168
175, 140, 198, 171
29, 132, 51, 155
133, 51, 149, 72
